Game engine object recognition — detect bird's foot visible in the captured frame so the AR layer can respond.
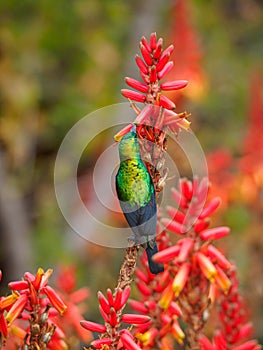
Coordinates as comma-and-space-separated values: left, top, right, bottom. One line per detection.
128, 235, 135, 247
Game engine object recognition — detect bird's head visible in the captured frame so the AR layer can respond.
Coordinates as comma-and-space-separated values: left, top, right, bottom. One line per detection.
118, 126, 140, 161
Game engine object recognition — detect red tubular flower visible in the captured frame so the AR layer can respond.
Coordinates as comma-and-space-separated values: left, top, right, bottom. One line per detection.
0, 312, 8, 339
159, 95, 176, 110
80, 320, 106, 333
129, 300, 148, 314
91, 338, 113, 348
200, 227, 230, 241
8, 281, 28, 291
5, 294, 28, 326
121, 332, 142, 350
125, 77, 149, 93
161, 80, 188, 91
172, 262, 191, 297
136, 280, 152, 297
196, 252, 217, 282
176, 238, 194, 262
43, 286, 67, 315
98, 291, 110, 314
171, 319, 185, 345
0, 293, 19, 310
121, 89, 146, 103
152, 245, 180, 264
206, 245, 232, 270
231, 340, 261, 350
161, 217, 186, 235
199, 197, 221, 219
121, 314, 151, 325
199, 335, 216, 350
158, 283, 174, 310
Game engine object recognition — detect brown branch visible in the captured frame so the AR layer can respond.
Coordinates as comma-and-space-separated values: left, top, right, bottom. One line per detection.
116, 245, 140, 290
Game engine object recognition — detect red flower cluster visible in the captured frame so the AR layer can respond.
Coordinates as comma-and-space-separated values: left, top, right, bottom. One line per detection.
200, 268, 261, 350
121, 32, 188, 110
114, 33, 190, 143
0, 268, 67, 349
131, 238, 185, 348
154, 178, 232, 293
129, 178, 235, 349
80, 286, 151, 349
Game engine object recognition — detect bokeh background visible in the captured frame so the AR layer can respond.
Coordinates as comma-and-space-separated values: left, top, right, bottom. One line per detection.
0, 0, 262, 341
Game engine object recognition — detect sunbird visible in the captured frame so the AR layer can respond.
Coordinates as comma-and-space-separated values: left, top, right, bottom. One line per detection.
116, 125, 164, 274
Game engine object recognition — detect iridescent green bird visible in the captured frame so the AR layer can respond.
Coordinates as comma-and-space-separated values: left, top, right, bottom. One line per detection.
116, 125, 164, 274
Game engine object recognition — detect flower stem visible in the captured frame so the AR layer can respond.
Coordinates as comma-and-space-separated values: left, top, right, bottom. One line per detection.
116, 245, 140, 290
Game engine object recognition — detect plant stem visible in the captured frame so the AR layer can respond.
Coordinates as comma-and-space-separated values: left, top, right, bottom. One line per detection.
116, 245, 140, 290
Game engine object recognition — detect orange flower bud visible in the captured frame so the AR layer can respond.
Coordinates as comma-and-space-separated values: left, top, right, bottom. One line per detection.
5, 294, 28, 325
33, 267, 44, 290
43, 286, 67, 315
171, 320, 185, 345
138, 328, 158, 347
196, 253, 217, 282
39, 268, 53, 289
159, 283, 173, 310
0, 293, 19, 310
215, 266, 231, 293
10, 325, 27, 339
172, 263, 191, 296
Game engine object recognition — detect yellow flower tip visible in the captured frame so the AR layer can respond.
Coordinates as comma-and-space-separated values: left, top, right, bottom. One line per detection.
172, 263, 191, 297
114, 133, 123, 142
10, 325, 27, 339
171, 321, 185, 344
178, 118, 191, 131
209, 276, 216, 283
37, 267, 44, 275
114, 123, 134, 142
137, 332, 149, 345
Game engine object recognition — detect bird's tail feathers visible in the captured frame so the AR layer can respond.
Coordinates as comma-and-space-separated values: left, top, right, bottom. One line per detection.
145, 241, 164, 275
